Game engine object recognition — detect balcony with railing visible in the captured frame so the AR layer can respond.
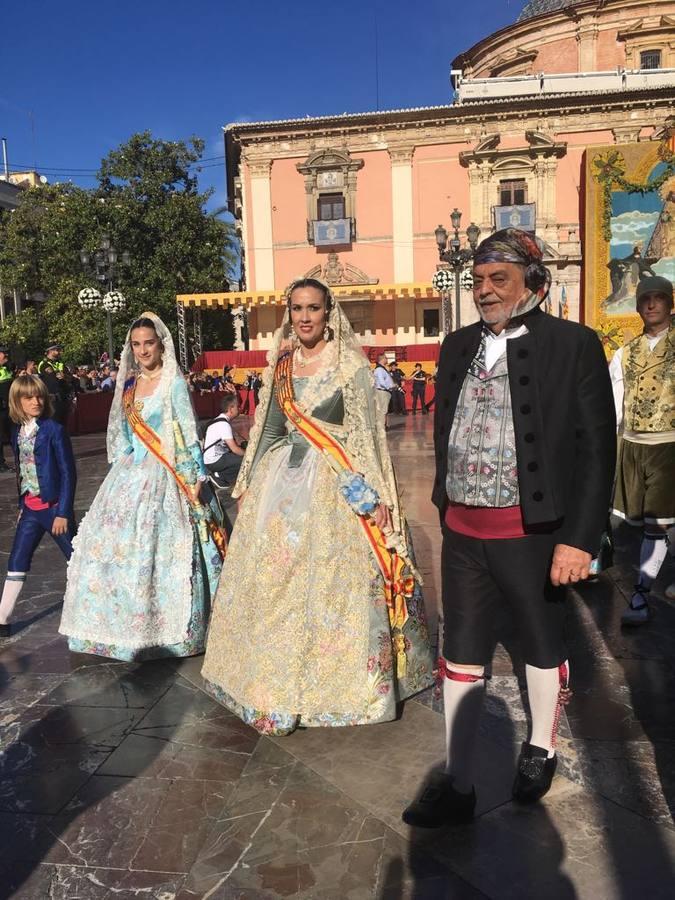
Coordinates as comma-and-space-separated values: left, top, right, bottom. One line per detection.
454, 67, 675, 102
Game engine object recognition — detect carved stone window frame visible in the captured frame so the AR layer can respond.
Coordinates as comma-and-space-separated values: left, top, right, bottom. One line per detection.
296, 148, 364, 245
618, 18, 675, 70
459, 132, 567, 236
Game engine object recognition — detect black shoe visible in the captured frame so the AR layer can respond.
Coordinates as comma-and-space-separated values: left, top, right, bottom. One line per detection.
512, 742, 557, 804
0, 624, 10, 638
402, 771, 476, 828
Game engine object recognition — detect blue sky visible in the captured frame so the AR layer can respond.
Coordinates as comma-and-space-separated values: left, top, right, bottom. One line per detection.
1, 0, 519, 212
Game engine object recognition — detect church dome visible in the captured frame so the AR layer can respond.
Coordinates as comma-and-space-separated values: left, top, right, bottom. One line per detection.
518, 0, 579, 20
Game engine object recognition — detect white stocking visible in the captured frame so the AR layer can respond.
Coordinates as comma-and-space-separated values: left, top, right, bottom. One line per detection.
637, 535, 669, 590
443, 663, 486, 794
0, 573, 26, 625
525, 661, 569, 757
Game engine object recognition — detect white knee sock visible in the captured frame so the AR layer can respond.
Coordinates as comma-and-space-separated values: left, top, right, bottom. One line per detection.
525, 661, 570, 757
0, 573, 26, 624
637, 535, 669, 591
442, 663, 486, 794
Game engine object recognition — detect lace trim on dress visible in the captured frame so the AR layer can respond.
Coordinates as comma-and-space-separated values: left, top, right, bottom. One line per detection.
231, 292, 414, 566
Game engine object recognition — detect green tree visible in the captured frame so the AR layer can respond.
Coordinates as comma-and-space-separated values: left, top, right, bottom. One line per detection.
0, 131, 238, 364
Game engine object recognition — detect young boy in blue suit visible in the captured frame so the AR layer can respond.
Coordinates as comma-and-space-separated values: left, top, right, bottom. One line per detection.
0, 375, 76, 636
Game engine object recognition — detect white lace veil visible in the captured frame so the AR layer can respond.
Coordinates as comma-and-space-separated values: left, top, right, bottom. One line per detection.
234, 278, 414, 564
107, 310, 194, 466
235, 279, 366, 489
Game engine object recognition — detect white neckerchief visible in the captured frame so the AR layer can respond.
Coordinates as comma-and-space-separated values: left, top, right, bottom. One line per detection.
484, 323, 528, 372
21, 417, 39, 438
646, 325, 670, 352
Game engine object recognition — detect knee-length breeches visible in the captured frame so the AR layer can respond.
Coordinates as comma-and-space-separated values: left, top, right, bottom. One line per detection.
441, 525, 567, 670
8, 503, 74, 572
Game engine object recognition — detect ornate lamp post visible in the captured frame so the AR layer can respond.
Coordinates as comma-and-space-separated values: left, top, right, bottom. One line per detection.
79, 234, 131, 363
434, 210, 480, 335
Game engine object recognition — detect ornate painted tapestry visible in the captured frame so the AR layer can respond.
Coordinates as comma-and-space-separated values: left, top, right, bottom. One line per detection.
585, 127, 675, 356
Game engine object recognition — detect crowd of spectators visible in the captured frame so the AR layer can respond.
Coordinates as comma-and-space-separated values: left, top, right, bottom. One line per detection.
70, 365, 119, 393
188, 367, 262, 407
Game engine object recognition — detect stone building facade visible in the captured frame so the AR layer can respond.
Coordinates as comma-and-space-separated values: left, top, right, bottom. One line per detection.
180, 0, 675, 351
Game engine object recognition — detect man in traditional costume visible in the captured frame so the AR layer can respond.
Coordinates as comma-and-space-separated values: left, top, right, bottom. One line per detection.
403, 228, 616, 827
609, 275, 674, 624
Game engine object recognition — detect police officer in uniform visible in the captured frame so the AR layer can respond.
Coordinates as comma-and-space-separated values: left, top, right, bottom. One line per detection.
0, 346, 14, 472
38, 344, 70, 426
388, 361, 407, 415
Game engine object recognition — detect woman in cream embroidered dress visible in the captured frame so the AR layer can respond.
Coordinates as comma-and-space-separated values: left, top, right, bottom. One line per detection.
60, 313, 224, 661
202, 278, 434, 734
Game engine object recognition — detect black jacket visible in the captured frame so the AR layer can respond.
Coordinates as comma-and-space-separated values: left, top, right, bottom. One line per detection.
432, 309, 616, 555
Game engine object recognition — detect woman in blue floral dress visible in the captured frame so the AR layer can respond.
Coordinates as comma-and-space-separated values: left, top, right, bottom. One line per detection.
60, 312, 225, 661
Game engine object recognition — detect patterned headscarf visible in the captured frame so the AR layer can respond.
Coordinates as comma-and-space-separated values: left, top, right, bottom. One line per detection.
474, 228, 551, 310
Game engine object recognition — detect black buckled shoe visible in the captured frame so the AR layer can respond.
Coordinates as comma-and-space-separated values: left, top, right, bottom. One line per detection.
512, 742, 557, 804
402, 771, 476, 828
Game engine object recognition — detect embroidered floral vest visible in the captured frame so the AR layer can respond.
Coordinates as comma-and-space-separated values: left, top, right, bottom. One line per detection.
18, 426, 40, 496
446, 335, 519, 508
622, 325, 675, 433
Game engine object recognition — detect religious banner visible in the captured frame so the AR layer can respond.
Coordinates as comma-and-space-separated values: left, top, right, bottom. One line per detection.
584, 127, 675, 357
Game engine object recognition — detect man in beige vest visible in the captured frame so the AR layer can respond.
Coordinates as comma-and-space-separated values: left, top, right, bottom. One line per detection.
610, 275, 674, 624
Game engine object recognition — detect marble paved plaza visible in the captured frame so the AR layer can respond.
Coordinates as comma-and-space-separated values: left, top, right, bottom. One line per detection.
1, 416, 674, 899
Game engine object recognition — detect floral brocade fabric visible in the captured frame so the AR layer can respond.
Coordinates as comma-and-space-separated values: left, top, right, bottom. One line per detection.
621, 327, 675, 433
446, 334, 519, 508
202, 373, 434, 735
60, 383, 222, 661
17, 427, 40, 497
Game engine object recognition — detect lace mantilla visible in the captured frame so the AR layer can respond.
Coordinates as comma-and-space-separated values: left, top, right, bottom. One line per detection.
107, 311, 197, 467
234, 292, 416, 572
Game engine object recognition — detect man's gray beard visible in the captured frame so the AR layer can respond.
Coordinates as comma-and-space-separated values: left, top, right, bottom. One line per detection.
477, 291, 542, 327
477, 307, 510, 326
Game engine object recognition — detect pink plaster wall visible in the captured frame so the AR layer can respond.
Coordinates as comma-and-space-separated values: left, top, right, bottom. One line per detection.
270, 158, 308, 244
413, 144, 471, 236
535, 36, 579, 73
556, 148, 584, 222
414, 241, 443, 286
357, 150, 392, 238
596, 29, 624, 70
272, 241, 395, 291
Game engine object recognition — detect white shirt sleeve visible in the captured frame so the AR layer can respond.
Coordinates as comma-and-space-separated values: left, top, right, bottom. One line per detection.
608, 347, 624, 433
203, 418, 234, 465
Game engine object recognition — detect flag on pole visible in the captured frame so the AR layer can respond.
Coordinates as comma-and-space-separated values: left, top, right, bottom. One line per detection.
558, 285, 569, 320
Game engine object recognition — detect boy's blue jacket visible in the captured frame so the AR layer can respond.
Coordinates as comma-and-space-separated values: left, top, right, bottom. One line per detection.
11, 417, 77, 518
